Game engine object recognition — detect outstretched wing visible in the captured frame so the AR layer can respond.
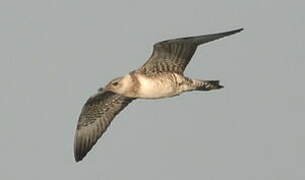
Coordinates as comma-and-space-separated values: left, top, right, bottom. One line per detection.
74, 89, 134, 162
139, 28, 243, 76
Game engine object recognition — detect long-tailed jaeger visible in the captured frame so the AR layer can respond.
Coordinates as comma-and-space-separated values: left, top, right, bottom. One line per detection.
74, 28, 243, 162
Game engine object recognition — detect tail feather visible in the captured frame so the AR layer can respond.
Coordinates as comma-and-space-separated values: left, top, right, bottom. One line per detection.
196, 80, 223, 91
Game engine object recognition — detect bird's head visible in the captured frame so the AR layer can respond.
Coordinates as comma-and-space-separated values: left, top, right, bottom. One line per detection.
104, 75, 133, 96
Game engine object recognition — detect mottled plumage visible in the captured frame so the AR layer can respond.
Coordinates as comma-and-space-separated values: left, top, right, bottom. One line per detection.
74, 90, 134, 161
74, 28, 243, 162
140, 28, 243, 76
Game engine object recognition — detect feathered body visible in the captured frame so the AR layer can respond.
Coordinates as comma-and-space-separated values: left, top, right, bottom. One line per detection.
113, 71, 222, 99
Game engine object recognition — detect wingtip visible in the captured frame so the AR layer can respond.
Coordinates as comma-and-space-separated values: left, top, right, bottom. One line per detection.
228, 28, 244, 34
217, 28, 244, 39
74, 151, 87, 162
75, 158, 82, 163
236, 28, 244, 32
73, 134, 87, 163
74, 142, 89, 163
74, 151, 83, 162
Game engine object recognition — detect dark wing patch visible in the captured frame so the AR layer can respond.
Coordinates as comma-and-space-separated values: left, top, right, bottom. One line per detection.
74, 90, 134, 162
140, 28, 243, 76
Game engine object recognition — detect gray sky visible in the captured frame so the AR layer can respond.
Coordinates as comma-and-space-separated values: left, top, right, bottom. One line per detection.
0, 0, 304, 179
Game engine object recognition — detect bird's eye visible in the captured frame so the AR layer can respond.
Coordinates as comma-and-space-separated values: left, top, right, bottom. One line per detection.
112, 82, 119, 86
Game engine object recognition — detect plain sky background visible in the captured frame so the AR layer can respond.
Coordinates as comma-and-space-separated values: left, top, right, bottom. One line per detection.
0, 0, 304, 179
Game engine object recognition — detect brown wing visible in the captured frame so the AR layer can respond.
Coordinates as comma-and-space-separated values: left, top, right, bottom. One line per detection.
139, 28, 243, 76
74, 89, 134, 162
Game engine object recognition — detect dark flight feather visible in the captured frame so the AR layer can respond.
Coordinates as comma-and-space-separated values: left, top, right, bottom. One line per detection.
74, 90, 134, 162
140, 28, 243, 75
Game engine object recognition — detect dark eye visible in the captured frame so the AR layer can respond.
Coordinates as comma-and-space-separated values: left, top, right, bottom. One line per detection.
112, 82, 119, 86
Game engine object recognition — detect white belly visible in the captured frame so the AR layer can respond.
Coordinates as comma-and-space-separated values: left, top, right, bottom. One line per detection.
136, 75, 178, 99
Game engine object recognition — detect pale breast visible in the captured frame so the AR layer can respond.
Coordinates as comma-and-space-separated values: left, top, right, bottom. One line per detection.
136, 73, 180, 99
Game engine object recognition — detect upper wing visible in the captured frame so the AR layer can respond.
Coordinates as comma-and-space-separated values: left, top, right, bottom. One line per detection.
74, 89, 134, 162
139, 28, 243, 76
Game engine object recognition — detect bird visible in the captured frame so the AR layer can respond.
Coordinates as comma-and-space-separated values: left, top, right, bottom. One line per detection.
74, 28, 243, 162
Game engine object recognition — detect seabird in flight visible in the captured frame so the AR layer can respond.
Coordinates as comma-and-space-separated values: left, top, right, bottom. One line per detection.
74, 28, 243, 162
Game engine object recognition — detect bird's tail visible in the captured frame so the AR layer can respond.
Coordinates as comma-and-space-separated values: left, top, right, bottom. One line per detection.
195, 80, 223, 91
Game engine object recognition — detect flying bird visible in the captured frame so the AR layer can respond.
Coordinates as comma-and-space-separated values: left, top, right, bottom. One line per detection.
74, 28, 243, 162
